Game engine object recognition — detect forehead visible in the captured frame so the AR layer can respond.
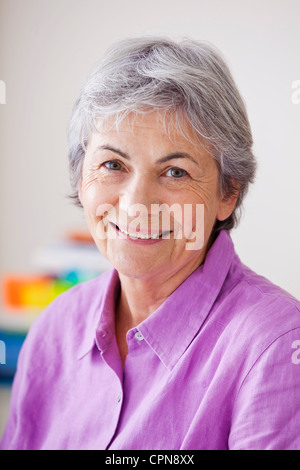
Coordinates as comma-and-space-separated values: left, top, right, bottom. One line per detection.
88, 110, 209, 155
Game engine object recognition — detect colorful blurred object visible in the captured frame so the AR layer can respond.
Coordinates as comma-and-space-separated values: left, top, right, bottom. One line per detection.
0, 229, 112, 383
1, 275, 74, 311
0, 229, 112, 312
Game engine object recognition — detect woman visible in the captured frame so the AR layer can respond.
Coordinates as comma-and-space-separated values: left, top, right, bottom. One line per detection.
1, 36, 300, 450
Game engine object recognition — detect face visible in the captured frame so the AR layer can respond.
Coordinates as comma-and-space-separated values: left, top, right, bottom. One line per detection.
79, 111, 237, 281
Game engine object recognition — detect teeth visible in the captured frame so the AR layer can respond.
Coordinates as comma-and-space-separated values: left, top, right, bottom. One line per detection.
117, 225, 162, 239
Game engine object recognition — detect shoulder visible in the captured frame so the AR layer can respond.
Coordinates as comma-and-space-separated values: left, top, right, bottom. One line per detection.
218, 254, 300, 365
234, 259, 299, 322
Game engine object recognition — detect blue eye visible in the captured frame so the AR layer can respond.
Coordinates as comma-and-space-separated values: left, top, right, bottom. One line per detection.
104, 160, 123, 170
166, 167, 187, 178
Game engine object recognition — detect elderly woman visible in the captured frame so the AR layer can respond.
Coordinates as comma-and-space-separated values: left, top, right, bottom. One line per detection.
1, 36, 300, 451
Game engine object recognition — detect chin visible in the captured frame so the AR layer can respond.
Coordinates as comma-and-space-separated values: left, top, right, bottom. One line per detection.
109, 251, 166, 280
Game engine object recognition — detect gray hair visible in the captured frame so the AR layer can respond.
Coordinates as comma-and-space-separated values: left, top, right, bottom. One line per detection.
67, 35, 256, 232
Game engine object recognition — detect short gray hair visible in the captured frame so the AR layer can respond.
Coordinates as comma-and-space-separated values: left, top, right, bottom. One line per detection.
67, 35, 256, 232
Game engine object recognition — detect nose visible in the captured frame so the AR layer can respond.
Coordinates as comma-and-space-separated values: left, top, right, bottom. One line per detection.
117, 173, 175, 235
119, 173, 158, 217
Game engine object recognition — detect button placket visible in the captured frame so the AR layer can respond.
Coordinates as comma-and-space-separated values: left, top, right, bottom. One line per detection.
134, 331, 144, 342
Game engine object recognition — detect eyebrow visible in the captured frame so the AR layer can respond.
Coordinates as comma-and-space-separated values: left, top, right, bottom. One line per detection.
95, 145, 199, 166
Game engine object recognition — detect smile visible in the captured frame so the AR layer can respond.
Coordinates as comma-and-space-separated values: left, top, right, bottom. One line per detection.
110, 222, 172, 240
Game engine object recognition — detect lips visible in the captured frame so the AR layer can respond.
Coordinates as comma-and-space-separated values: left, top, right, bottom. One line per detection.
109, 222, 172, 240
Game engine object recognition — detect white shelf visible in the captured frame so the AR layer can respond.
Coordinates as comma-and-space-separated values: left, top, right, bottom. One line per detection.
0, 308, 39, 333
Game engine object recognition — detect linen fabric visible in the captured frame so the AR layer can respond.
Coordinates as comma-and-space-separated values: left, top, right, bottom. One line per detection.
1, 230, 300, 450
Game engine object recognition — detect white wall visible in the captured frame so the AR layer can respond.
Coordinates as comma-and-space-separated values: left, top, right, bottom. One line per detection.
0, 0, 299, 298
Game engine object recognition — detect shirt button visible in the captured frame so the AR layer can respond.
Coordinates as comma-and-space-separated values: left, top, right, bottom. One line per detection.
134, 331, 144, 341
117, 392, 122, 403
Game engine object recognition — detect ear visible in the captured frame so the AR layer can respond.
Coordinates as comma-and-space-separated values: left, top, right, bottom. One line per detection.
216, 194, 239, 222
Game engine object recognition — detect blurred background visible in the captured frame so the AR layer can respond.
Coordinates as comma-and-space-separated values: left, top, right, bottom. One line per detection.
0, 0, 299, 440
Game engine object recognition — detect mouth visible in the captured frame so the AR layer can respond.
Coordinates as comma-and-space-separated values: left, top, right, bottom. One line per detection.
109, 222, 172, 241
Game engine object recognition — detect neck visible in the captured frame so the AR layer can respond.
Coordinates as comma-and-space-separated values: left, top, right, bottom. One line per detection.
114, 253, 206, 367
116, 256, 203, 331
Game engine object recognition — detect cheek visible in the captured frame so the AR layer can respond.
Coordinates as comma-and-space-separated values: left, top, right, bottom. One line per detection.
81, 174, 117, 217
80, 178, 122, 251
175, 183, 220, 241
81, 187, 101, 226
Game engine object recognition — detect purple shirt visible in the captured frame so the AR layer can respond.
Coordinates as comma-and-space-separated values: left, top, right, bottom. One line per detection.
1, 230, 300, 450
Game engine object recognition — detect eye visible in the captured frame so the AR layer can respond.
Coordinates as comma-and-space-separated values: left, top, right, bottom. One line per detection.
103, 160, 123, 171
165, 167, 188, 178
